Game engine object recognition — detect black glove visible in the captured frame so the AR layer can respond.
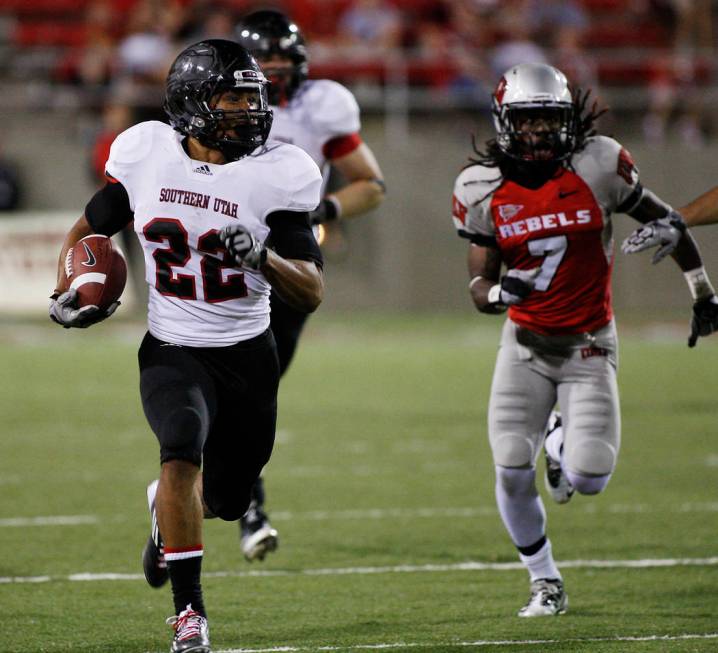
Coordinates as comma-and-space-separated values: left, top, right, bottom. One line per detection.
308, 198, 340, 225
489, 268, 540, 306
48, 288, 119, 328
219, 224, 267, 270
688, 295, 718, 348
621, 210, 686, 264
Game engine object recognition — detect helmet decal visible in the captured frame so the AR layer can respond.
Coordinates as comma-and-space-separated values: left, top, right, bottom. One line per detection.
494, 77, 507, 105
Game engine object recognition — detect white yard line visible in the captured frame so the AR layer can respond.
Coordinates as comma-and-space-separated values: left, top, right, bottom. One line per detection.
213, 633, 718, 652
0, 515, 98, 527
3, 556, 718, 585
4, 502, 718, 528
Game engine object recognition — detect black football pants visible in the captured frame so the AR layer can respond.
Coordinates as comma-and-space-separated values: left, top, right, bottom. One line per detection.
138, 329, 279, 521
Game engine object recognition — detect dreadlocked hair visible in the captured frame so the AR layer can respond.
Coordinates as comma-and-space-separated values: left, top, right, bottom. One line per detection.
466, 133, 503, 171
571, 86, 607, 154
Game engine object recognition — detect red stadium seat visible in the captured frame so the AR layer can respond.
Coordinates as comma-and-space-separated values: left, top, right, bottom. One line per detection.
13, 21, 88, 48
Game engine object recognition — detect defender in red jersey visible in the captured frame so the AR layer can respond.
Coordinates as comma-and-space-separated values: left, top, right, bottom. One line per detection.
451, 63, 718, 617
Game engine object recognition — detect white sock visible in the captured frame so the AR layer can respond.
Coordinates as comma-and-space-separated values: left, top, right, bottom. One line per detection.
519, 539, 561, 582
495, 466, 546, 546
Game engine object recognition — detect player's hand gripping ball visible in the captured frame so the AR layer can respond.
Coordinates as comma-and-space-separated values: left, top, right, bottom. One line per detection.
49, 234, 126, 328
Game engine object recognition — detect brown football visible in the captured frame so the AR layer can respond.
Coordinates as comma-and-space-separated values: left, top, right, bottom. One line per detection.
65, 234, 127, 310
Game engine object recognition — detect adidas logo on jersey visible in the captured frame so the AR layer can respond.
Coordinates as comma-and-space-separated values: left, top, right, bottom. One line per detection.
193, 164, 213, 176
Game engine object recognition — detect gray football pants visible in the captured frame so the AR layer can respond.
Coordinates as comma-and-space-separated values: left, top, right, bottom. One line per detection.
488, 318, 620, 477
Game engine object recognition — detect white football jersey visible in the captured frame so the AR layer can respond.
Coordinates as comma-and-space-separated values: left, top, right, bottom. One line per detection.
105, 121, 322, 347
269, 79, 361, 191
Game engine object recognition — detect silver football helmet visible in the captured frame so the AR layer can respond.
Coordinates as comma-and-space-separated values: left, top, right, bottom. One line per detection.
492, 63, 576, 162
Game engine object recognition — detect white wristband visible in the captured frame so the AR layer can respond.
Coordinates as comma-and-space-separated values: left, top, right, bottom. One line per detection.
469, 275, 483, 290
326, 194, 342, 220
684, 266, 715, 300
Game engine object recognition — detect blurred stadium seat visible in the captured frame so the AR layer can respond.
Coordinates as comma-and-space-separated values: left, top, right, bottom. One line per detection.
0, 0, 713, 110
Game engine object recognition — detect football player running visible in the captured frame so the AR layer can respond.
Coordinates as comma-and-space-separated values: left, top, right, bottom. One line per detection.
232, 9, 386, 562
450, 63, 718, 617
622, 186, 718, 345
49, 40, 323, 652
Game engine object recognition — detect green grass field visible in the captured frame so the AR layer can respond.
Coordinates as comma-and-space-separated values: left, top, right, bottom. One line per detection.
1, 313, 717, 653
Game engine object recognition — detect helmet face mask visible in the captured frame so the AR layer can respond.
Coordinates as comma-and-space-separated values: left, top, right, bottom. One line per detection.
235, 10, 308, 105
492, 64, 576, 164
501, 104, 575, 162
164, 40, 274, 161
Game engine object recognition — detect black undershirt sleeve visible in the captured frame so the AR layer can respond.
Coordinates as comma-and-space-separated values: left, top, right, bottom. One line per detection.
458, 229, 499, 248
617, 182, 644, 215
266, 210, 324, 269
85, 181, 134, 236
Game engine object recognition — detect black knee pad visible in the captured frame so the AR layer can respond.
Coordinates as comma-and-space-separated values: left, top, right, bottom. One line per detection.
159, 405, 206, 466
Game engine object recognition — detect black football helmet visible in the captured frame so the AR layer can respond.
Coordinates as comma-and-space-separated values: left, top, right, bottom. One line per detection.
164, 39, 273, 161
235, 10, 308, 105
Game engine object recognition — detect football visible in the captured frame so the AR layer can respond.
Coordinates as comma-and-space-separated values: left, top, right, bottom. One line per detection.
65, 234, 127, 311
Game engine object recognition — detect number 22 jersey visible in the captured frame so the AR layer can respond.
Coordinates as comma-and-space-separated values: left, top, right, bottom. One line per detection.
101, 120, 322, 347
451, 136, 643, 336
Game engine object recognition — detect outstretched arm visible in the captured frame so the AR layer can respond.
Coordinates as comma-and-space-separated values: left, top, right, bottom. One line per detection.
621, 185, 718, 262
626, 191, 704, 271
678, 186, 718, 227
309, 143, 385, 224
625, 190, 718, 346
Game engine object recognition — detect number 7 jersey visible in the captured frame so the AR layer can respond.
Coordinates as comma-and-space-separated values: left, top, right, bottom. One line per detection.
105, 121, 322, 347
451, 136, 642, 336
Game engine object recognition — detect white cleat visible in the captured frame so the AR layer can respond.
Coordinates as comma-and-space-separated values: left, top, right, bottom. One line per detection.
240, 522, 278, 561
543, 412, 574, 504
167, 604, 211, 652
518, 578, 568, 617
240, 502, 278, 562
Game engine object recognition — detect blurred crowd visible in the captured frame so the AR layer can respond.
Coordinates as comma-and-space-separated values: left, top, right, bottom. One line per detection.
0, 0, 716, 206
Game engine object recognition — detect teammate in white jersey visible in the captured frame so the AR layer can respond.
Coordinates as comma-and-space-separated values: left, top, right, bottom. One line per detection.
233, 9, 386, 561
49, 40, 323, 653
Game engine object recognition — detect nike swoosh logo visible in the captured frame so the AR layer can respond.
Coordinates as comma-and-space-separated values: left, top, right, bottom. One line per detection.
81, 242, 96, 267
558, 190, 579, 199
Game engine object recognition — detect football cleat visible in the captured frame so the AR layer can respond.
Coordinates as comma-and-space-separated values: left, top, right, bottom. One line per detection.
142, 479, 169, 588
240, 502, 278, 562
543, 412, 574, 504
518, 578, 568, 617
167, 604, 211, 653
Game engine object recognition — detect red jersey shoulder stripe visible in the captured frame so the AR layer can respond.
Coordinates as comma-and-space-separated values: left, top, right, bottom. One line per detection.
322, 133, 362, 160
